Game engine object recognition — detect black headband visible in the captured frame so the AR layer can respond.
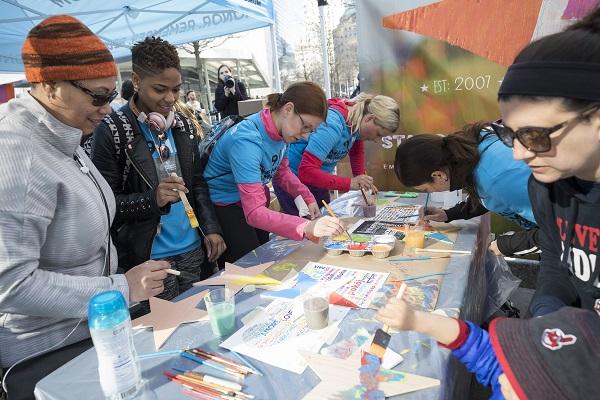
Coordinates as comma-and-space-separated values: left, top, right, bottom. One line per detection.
498, 61, 600, 102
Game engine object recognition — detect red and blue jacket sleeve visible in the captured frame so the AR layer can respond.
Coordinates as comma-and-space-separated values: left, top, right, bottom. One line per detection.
441, 320, 504, 399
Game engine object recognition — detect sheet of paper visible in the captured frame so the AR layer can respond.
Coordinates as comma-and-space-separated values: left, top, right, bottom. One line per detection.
300, 262, 389, 309
220, 300, 350, 374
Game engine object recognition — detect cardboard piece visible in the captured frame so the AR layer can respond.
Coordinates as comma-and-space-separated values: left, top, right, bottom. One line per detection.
300, 349, 439, 399
193, 261, 276, 294
132, 290, 209, 350
237, 98, 266, 116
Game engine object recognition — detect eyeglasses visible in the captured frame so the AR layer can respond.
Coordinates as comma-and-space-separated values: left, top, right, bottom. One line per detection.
491, 104, 600, 153
69, 81, 118, 106
295, 111, 315, 134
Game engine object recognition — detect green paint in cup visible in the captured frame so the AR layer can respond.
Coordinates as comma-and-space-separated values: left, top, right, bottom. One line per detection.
205, 288, 236, 337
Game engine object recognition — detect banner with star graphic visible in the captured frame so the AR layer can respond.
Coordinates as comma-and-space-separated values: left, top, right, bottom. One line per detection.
341, 0, 592, 190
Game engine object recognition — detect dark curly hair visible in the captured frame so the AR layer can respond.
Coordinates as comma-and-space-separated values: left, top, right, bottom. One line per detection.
131, 36, 180, 77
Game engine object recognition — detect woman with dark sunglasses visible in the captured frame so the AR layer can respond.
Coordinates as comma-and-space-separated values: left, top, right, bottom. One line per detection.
0, 16, 171, 398
91, 37, 226, 307
394, 122, 539, 257
204, 82, 346, 263
496, 7, 600, 317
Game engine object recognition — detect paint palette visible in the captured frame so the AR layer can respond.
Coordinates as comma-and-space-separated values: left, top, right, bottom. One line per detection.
374, 204, 423, 224
323, 238, 394, 258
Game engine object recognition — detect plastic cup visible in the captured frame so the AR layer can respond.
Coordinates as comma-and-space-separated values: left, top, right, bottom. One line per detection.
303, 297, 329, 330
362, 204, 377, 218
371, 244, 393, 259
204, 288, 236, 337
404, 229, 426, 252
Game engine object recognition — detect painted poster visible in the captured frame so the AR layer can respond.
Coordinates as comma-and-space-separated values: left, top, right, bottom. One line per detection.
262, 262, 388, 309
301, 262, 389, 309
220, 300, 349, 374
342, 0, 582, 190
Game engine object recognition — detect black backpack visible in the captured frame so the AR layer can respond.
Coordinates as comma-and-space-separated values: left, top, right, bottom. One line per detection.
197, 115, 244, 169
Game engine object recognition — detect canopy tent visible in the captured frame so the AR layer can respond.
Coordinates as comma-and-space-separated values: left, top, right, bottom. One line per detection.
0, 0, 274, 72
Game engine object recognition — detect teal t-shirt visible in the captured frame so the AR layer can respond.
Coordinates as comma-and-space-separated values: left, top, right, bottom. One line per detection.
203, 112, 287, 204
287, 107, 359, 174
474, 131, 536, 229
139, 122, 201, 259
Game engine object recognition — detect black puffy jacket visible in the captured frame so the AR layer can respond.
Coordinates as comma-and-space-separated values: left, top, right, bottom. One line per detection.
90, 103, 222, 271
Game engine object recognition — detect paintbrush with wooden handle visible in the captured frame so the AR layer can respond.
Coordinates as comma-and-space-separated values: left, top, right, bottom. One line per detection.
368, 282, 407, 359
321, 200, 353, 244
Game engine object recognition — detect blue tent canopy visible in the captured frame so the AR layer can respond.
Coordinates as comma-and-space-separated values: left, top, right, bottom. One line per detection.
0, 0, 274, 72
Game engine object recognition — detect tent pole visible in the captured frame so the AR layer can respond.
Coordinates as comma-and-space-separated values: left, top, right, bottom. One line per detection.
202, 59, 213, 122
269, 24, 281, 92
116, 64, 123, 97
318, 0, 331, 99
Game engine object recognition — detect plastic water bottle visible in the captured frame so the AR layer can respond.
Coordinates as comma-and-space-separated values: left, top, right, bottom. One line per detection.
88, 290, 142, 400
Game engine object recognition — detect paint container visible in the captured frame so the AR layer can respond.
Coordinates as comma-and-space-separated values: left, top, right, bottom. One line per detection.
373, 235, 397, 247
303, 297, 329, 329
325, 242, 345, 256
205, 288, 236, 337
404, 228, 426, 252
371, 244, 393, 259
362, 204, 377, 218
348, 243, 367, 257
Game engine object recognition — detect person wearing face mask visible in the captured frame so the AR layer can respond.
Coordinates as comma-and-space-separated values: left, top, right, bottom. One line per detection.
274, 93, 400, 216
214, 64, 249, 118
0, 16, 170, 399
494, 7, 600, 316
91, 37, 226, 306
204, 82, 346, 263
394, 123, 539, 257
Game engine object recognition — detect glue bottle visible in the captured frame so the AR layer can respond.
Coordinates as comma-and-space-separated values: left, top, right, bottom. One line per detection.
88, 290, 142, 400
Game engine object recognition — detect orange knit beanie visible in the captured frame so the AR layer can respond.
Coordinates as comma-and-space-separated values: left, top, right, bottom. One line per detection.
22, 15, 117, 83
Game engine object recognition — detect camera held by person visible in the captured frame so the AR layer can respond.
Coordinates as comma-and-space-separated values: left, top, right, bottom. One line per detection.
223, 75, 235, 89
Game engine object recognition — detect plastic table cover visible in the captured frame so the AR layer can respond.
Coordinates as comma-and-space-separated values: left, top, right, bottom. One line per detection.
35, 193, 489, 400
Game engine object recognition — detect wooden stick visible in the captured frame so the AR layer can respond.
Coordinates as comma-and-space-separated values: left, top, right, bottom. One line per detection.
359, 188, 370, 206
321, 200, 353, 243
170, 173, 199, 228
382, 282, 406, 332
415, 248, 472, 255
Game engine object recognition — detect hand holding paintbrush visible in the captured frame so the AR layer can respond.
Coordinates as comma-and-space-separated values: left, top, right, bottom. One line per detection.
368, 282, 407, 359
321, 200, 353, 243
375, 286, 461, 347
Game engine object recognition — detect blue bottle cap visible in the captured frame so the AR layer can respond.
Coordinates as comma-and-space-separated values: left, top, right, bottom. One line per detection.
88, 290, 128, 329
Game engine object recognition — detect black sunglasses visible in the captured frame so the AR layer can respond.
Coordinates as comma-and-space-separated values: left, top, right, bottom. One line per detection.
491, 104, 600, 153
69, 80, 118, 106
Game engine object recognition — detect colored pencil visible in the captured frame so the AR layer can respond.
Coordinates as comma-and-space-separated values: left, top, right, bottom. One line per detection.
189, 349, 252, 375
229, 351, 263, 376
137, 349, 182, 360
415, 248, 472, 255
181, 352, 245, 379
169, 370, 253, 400
166, 373, 229, 399
172, 368, 244, 392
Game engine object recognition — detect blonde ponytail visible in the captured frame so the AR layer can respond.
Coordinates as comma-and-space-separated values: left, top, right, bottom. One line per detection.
347, 93, 400, 134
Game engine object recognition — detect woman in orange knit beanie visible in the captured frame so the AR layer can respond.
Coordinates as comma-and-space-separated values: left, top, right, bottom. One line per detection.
0, 15, 170, 399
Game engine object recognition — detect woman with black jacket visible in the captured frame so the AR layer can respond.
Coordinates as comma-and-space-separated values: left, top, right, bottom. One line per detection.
214, 64, 249, 118
495, 7, 600, 316
91, 37, 226, 302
